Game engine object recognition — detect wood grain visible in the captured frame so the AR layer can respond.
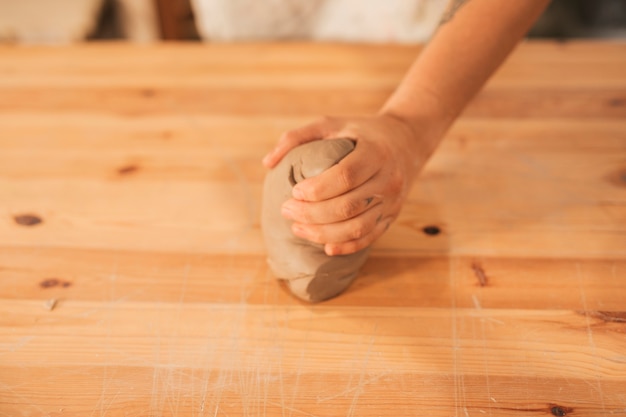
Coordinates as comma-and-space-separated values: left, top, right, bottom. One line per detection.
0, 41, 625, 416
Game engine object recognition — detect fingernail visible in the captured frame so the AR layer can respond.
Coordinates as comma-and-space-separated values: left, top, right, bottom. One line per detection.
324, 244, 336, 256
262, 153, 272, 166
292, 186, 304, 200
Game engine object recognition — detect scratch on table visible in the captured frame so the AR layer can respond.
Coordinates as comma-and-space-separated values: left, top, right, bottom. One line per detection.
4, 335, 35, 353
149, 318, 164, 413
266, 401, 321, 417
576, 262, 608, 415
316, 372, 389, 403
286, 310, 312, 417
89, 262, 119, 417
198, 257, 254, 415
201, 313, 236, 417
275, 353, 285, 417
346, 326, 378, 417
471, 294, 482, 310
171, 261, 192, 417
197, 335, 219, 417
450, 259, 463, 415
0, 384, 50, 415
477, 307, 494, 417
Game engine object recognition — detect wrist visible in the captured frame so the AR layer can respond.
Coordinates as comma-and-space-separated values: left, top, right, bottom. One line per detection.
378, 103, 449, 169
382, 82, 454, 152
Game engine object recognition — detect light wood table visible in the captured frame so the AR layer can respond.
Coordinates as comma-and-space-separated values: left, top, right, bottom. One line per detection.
1, 41, 625, 416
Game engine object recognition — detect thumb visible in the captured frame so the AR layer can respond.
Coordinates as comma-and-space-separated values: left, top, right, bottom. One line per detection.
262, 117, 340, 168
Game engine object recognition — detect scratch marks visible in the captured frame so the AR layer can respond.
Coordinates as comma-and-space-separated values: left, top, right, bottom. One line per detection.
450, 258, 467, 415
89, 260, 119, 417
347, 329, 378, 417
266, 402, 321, 417
576, 263, 608, 415
471, 294, 482, 310
2, 335, 35, 353
286, 311, 311, 417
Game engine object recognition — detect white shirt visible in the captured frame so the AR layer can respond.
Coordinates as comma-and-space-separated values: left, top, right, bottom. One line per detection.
191, 0, 447, 43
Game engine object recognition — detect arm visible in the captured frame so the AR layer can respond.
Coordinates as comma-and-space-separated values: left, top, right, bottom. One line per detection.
263, 0, 551, 256
381, 0, 550, 154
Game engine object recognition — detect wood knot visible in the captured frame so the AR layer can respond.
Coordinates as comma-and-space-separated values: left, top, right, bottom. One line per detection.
606, 167, 626, 187
40, 278, 72, 289
471, 262, 489, 287
578, 310, 626, 323
13, 214, 43, 226
422, 225, 441, 236
550, 404, 573, 416
117, 164, 139, 176
141, 88, 155, 98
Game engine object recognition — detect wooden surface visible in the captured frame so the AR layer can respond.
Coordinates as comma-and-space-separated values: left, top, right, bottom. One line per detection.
0, 41, 625, 416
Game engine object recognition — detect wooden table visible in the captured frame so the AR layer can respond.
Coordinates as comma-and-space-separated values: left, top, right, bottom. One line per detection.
1, 41, 625, 416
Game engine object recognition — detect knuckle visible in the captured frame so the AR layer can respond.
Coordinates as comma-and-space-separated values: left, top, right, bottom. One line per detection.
280, 129, 296, 141
341, 240, 366, 255
281, 130, 301, 146
307, 227, 324, 243
319, 115, 336, 125
298, 208, 313, 224
349, 220, 369, 240
337, 198, 360, 220
338, 244, 357, 256
387, 170, 404, 194
295, 202, 315, 223
337, 166, 357, 191
304, 184, 322, 201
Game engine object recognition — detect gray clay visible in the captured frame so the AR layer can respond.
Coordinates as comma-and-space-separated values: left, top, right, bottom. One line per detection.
261, 139, 370, 302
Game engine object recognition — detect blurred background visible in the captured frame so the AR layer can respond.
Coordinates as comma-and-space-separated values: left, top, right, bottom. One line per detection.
0, 0, 625, 44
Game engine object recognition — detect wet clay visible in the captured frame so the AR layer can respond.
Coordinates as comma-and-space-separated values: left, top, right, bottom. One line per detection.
261, 139, 370, 302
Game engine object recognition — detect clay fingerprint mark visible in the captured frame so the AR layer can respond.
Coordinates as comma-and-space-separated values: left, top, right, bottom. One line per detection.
471, 262, 489, 287
577, 310, 626, 323
13, 214, 43, 226
117, 164, 139, 176
606, 167, 626, 187
40, 278, 72, 289
550, 404, 574, 416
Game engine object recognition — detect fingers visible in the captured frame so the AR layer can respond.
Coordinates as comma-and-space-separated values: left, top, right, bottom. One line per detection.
291, 142, 381, 201
324, 215, 391, 255
290, 202, 389, 249
282, 179, 383, 224
291, 209, 393, 256
262, 117, 340, 168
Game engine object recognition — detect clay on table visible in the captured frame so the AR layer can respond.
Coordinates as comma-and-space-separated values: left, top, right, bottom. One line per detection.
261, 138, 370, 302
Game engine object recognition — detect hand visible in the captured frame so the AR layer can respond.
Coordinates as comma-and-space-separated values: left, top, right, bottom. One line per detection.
262, 114, 431, 256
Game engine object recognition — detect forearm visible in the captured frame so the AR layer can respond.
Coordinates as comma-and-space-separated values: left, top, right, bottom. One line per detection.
381, 0, 550, 159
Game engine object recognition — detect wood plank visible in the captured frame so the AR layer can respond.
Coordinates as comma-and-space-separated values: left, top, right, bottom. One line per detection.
1, 247, 624, 309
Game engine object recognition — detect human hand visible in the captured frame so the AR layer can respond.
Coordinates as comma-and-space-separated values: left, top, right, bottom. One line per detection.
262, 114, 432, 256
